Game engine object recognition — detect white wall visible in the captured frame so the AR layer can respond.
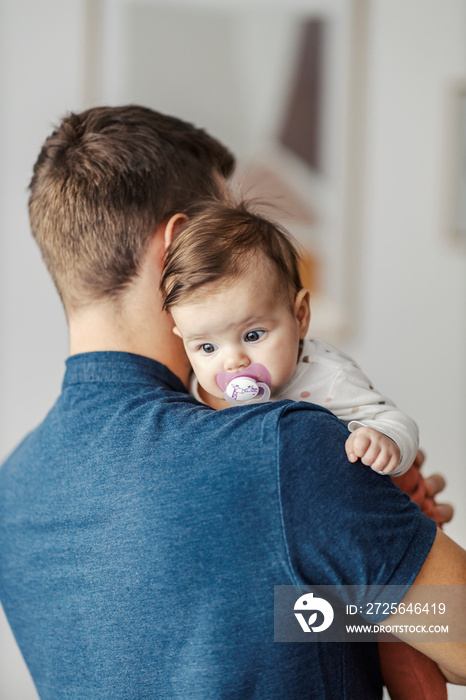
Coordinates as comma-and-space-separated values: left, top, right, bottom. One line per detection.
343, 9, 466, 697
0, 0, 465, 697
342, 0, 466, 553
0, 1, 85, 697
0, 0, 85, 463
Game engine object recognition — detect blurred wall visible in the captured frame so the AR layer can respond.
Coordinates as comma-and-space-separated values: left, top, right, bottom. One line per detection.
0, 0, 465, 698
342, 0, 466, 555
0, 1, 84, 697
0, 0, 83, 465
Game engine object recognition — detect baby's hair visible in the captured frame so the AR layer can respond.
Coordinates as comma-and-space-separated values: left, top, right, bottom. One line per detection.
160, 200, 303, 311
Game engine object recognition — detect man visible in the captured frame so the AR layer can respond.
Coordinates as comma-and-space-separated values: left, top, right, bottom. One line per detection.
0, 105, 465, 698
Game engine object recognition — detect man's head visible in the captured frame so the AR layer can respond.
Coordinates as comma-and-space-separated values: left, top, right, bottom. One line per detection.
160, 201, 311, 404
28, 105, 235, 313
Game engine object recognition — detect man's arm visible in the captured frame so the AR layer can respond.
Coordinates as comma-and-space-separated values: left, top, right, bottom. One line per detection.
384, 529, 466, 683
277, 404, 463, 680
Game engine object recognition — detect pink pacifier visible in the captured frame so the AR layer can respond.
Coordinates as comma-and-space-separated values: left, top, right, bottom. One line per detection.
216, 363, 271, 405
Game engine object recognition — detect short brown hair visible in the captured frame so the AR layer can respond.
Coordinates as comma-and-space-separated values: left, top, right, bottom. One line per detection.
28, 105, 235, 309
160, 201, 303, 310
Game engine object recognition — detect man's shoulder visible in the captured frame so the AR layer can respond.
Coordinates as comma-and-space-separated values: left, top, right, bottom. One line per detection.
211, 396, 341, 432
0, 424, 40, 477
218, 399, 349, 469
274, 401, 349, 476
273, 398, 348, 435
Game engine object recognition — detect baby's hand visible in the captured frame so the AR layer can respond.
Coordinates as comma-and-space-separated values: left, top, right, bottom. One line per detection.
345, 427, 401, 474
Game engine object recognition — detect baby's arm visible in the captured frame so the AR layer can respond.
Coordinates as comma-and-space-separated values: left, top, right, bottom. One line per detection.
321, 350, 419, 476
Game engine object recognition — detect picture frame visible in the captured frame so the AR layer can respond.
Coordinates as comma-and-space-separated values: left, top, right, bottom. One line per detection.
447, 81, 466, 246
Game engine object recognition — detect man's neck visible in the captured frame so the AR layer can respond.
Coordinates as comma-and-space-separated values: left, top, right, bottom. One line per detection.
67, 223, 192, 387
68, 295, 191, 388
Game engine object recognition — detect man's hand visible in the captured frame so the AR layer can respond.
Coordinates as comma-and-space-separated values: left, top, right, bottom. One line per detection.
383, 529, 466, 684
412, 450, 454, 525
346, 426, 401, 474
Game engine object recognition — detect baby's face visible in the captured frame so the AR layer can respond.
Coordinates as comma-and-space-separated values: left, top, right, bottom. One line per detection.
171, 263, 310, 402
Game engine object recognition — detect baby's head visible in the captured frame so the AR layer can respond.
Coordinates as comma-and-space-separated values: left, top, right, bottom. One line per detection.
160, 201, 310, 405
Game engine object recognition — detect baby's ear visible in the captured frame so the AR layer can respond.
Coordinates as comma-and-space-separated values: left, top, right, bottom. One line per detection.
294, 288, 311, 339
172, 325, 183, 338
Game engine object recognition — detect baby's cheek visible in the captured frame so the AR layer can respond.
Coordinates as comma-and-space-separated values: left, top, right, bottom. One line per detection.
187, 357, 204, 382
199, 369, 222, 396
270, 361, 296, 393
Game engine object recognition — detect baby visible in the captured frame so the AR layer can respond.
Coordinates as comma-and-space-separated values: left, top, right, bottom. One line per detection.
160, 200, 448, 700
161, 200, 418, 477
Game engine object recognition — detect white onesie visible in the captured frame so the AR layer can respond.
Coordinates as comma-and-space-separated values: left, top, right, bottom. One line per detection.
192, 337, 419, 476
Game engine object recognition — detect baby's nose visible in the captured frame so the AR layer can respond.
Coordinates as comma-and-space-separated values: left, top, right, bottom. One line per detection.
224, 351, 250, 373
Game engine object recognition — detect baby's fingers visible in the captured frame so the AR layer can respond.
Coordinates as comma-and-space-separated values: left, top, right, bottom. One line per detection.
345, 432, 372, 463
371, 449, 398, 474
359, 440, 382, 467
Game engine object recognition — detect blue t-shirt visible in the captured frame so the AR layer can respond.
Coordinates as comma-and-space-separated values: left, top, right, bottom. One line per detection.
0, 352, 436, 699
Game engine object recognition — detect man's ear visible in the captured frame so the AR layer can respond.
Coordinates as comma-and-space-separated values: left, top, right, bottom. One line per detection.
164, 213, 189, 252
294, 288, 311, 339
149, 213, 188, 272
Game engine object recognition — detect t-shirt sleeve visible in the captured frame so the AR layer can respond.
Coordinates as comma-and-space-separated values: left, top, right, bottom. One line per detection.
277, 403, 437, 595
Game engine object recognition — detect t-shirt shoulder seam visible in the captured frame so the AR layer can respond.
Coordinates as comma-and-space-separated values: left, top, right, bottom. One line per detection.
385, 510, 438, 588
274, 404, 301, 586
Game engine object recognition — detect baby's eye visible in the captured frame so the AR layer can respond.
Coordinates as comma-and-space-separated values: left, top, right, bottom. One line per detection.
199, 343, 217, 355
244, 330, 265, 343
